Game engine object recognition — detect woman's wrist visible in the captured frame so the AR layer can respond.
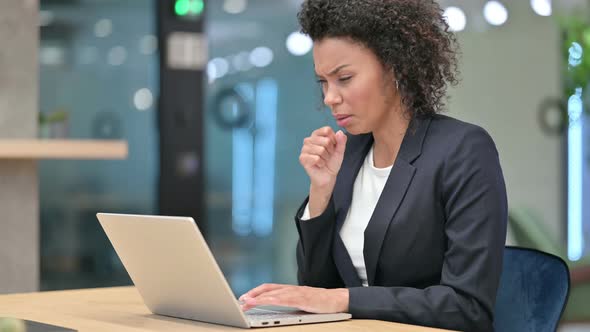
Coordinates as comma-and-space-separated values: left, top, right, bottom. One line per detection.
331, 288, 349, 313
309, 183, 334, 218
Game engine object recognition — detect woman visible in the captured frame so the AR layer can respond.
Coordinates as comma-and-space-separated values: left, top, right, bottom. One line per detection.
240, 0, 507, 331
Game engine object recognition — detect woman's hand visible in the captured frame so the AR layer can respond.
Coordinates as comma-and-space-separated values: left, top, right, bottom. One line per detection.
300, 127, 347, 188
239, 284, 349, 314
299, 127, 347, 217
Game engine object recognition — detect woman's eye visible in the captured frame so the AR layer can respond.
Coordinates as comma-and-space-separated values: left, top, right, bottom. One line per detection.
339, 76, 352, 83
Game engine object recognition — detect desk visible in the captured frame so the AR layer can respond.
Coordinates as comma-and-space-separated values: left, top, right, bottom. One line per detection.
0, 287, 455, 331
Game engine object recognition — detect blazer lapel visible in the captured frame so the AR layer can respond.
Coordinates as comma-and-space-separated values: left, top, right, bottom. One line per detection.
331, 133, 373, 287
363, 116, 432, 285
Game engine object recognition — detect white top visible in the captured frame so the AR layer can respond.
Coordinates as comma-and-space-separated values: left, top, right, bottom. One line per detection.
301, 144, 392, 286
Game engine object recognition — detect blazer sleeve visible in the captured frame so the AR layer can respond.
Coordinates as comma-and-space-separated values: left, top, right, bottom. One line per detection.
347, 127, 508, 332
295, 197, 345, 288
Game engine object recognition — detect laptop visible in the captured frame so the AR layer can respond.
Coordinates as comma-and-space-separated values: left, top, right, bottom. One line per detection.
96, 213, 351, 328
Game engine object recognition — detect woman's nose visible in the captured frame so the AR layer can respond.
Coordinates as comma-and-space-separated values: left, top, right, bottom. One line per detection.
323, 87, 342, 107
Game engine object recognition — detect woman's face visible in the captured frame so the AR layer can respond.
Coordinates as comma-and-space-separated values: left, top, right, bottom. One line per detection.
313, 37, 399, 135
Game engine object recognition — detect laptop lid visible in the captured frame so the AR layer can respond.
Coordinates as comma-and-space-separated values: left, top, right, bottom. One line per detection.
96, 213, 250, 328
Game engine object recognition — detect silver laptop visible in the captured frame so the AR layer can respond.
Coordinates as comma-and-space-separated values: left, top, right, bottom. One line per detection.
96, 213, 351, 328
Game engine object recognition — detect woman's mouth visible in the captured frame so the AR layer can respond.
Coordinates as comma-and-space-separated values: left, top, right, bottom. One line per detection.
335, 115, 352, 127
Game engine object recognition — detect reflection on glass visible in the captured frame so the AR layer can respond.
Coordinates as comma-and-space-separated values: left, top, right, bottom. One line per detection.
568, 87, 584, 261
251, 79, 278, 237
39, 0, 158, 290
231, 83, 255, 236
567, 40, 586, 261
203, 0, 335, 296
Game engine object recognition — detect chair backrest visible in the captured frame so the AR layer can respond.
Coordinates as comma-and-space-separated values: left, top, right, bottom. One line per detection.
494, 246, 570, 332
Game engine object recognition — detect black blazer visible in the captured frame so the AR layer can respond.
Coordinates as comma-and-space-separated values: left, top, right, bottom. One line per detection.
295, 115, 507, 332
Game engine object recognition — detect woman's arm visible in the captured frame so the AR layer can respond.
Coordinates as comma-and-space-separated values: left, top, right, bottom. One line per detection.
295, 197, 345, 288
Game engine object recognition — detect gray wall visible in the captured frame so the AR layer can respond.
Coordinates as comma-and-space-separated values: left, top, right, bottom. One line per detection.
0, 0, 39, 293
447, 1, 568, 243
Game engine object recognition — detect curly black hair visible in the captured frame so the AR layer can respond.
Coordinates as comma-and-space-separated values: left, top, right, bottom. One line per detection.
298, 0, 460, 118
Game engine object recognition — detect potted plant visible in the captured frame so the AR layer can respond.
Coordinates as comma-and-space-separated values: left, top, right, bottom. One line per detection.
39, 108, 69, 138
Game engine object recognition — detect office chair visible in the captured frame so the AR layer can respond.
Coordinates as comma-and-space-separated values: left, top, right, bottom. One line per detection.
508, 208, 590, 321
494, 246, 570, 332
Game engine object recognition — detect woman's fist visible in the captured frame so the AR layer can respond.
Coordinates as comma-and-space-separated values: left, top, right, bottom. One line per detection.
299, 126, 347, 188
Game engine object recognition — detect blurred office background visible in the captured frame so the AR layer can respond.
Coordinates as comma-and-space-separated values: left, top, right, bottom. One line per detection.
35, 0, 327, 292
0, 0, 589, 330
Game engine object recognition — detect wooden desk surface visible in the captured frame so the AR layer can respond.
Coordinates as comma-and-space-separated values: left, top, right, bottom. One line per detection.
0, 287, 454, 331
